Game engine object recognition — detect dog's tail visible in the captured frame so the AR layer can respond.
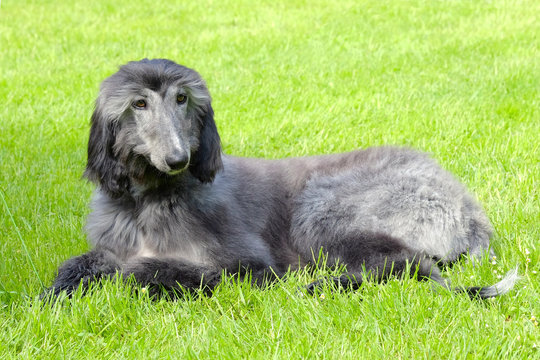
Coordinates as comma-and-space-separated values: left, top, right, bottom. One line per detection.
428, 266, 519, 299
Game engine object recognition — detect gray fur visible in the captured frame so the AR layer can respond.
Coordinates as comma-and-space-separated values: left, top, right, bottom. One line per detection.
477, 268, 520, 298
47, 59, 517, 299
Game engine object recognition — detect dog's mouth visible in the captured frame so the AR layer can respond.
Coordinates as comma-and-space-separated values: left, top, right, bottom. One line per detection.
125, 152, 189, 184
166, 166, 188, 176
152, 161, 189, 178
127, 142, 192, 179
162, 155, 191, 176
155, 151, 191, 176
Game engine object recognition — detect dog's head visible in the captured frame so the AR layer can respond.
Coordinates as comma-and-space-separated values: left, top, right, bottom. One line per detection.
85, 59, 223, 197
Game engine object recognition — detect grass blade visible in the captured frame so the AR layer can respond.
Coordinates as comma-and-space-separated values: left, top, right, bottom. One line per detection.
0, 188, 45, 291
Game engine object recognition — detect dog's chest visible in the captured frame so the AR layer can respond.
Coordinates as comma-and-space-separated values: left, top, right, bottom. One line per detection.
87, 191, 211, 264
137, 197, 213, 261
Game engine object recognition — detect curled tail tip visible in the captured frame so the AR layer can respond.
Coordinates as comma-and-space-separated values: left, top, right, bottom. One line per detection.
477, 266, 520, 299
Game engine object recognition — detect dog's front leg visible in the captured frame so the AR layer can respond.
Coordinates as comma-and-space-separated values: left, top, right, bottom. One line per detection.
46, 247, 121, 298
122, 258, 221, 298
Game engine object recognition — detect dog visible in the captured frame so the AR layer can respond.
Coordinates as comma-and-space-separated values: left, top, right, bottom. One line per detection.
48, 59, 517, 299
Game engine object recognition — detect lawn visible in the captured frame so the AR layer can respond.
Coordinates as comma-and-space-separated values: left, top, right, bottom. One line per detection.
0, 0, 538, 358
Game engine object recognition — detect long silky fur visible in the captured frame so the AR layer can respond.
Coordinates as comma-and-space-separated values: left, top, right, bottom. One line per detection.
46, 59, 518, 300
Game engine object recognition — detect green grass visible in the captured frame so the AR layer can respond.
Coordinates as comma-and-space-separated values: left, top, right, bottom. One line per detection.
1, 0, 538, 358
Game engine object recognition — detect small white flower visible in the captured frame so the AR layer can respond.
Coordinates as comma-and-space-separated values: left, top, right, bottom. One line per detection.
319, 293, 326, 300
492, 260, 497, 265
525, 249, 530, 255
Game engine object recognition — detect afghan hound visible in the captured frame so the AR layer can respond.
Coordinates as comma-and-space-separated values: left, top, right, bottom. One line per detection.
48, 59, 517, 299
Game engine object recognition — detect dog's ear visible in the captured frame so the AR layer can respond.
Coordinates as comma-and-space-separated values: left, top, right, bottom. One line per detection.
84, 108, 130, 197
190, 104, 223, 183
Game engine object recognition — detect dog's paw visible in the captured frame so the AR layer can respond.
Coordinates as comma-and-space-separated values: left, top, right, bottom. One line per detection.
303, 278, 328, 295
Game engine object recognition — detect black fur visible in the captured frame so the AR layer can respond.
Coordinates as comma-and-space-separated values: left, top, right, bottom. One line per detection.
188, 105, 223, 183
84, 112, 129, 198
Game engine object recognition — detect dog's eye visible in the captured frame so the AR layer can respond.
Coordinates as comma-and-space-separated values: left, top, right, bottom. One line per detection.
177, 94, 187, 104
133, 99, 147, 109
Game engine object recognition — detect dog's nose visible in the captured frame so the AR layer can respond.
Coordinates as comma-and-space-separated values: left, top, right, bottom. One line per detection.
165, 152, 189, 171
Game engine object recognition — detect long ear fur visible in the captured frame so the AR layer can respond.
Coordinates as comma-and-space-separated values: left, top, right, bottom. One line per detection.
189, 104, 223, 183
84, 108, 130, 197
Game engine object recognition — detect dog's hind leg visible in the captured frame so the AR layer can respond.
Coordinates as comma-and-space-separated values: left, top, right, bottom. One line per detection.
304, 231, 518, 299
45, 247, 121, 298
304, 231, 435, 294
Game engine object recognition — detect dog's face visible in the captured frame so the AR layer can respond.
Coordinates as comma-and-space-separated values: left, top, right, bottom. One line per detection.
85, 59, 223, 197
118, 82, 202, 176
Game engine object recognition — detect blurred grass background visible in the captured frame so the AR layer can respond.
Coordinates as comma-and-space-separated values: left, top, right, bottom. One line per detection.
0, 0, 538, 358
